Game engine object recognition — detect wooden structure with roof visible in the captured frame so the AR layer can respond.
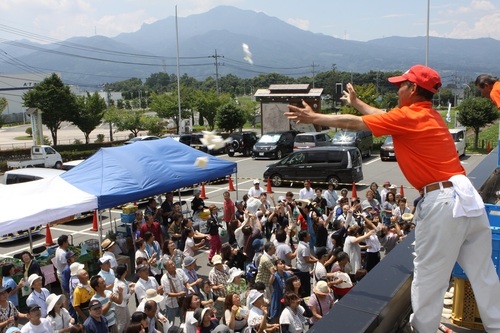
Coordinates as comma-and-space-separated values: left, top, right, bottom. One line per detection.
254, 84, 323, 135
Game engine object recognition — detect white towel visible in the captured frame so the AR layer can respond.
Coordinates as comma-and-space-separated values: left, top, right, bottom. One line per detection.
449, 174, 485, 218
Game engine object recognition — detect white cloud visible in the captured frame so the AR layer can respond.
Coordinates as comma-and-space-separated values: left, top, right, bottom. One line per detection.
471, 0, 495, 11
433, 12, 500, 39
287, 18, 310, 31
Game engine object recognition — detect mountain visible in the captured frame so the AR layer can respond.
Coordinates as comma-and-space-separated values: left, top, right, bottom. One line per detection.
1, 5, 499, 87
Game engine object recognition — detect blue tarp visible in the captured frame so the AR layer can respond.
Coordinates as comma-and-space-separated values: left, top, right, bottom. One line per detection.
61, 138, 237, 209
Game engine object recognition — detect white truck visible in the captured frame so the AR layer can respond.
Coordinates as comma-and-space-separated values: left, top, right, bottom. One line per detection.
7, 145, 63, 169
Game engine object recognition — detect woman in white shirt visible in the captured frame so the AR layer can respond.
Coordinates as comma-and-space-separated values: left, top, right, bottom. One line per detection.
182, 228, 206, 257
279, 292, 307, 333
343, 225, 374, 274
114, 264, 135, 333
46, 294, 73, 333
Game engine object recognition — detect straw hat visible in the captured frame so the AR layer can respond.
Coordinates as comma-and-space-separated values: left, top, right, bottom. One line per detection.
313, 280, 331, 296
144, 289, 164, 302
46, 293, 65, 313
101, 239, 115, 251
402, 213, 414, 221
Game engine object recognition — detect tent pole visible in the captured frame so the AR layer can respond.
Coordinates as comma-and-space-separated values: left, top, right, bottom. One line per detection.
235, 172, 239, 201
108, 209, 112, 232
28, 228, 33, 253
98, 211, 103, 257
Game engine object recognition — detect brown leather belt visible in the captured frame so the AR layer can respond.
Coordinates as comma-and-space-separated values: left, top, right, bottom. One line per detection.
424, 181, 453, 194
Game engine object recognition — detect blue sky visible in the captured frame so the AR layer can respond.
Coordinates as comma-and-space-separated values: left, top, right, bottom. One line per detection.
0, 0, 499, 43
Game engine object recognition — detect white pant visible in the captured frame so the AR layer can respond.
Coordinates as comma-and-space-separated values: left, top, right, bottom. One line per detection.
410, 187, 500, 333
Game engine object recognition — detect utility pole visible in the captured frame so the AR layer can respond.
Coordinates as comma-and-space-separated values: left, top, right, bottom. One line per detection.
211, 50, 223, 95
311, 62, 318, 88
107, 89, 113, 142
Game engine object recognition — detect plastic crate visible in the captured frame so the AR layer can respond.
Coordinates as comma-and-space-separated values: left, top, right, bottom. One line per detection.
485, 204, 500, 234
116, 223, 132, 237
452, 232, 500, 279
451, 277, 484, 330
120, 213, 136, 224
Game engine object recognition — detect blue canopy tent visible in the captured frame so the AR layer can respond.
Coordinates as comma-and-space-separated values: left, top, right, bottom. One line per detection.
0, 138, 236, 243
61, 137, 237, 210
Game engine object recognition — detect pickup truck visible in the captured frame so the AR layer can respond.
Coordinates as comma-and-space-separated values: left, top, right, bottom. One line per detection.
7, 145, 63, 169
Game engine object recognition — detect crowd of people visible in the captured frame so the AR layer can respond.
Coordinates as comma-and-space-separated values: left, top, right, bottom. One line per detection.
0, 177, 419, 333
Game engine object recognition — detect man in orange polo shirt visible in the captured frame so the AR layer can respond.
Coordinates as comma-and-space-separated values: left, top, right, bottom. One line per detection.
475, 74, 500, 108
285, 64, 500, 333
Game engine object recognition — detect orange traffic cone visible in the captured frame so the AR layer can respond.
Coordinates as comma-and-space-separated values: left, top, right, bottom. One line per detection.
487, 141, 491, 153
228, 176, 235, 192
200, 182, 208, 199
90, 211, 98, 232
44, 224, 55, 246
400, 185, 405, 197
351, 182, 357, 200
266, 177, 273, 194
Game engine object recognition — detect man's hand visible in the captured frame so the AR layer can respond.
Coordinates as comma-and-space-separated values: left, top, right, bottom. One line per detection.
285, 100, 316, 124
341, 83, 357, 106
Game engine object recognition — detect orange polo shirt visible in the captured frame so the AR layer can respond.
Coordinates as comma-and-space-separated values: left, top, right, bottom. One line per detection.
490, 81, 500, 109
362, 101, 465, 191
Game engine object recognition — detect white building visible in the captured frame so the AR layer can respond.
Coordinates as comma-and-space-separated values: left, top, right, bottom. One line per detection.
0, 73, 54, 123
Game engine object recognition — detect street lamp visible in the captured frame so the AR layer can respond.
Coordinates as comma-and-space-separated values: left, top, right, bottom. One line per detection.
463, 84, 471, 100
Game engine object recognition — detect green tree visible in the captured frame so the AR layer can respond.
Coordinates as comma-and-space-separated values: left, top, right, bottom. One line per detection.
0, 97, 6, 128
22, 73, 77, 145
458, 97, 499, 149
144, 72, 171, 93
194, 90, 231, 130
142, 115, 166, 136
104, 78, 143, 95
110, 109, 146, 137
239, 97, 259, 126
216, 102, 246, 133
379, 92, 399, 110
149, 89, 191, 134
72, 92, 107, 144
340, 83, 379, 115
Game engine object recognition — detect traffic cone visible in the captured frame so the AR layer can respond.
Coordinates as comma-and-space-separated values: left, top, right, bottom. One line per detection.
200, 182, 208, 199
266, 177, 273, 194
351, 182, 357, 200
90, 211, 98, 232
44, 224, 55, 246
400, 185, 405, 197
228, 176, 235, 191
487, 141, 491, 153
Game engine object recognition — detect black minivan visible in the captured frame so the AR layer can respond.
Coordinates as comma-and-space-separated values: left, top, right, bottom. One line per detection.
263, 146, 363, 187
253, 131, 298, 159
331, 130, 373, 157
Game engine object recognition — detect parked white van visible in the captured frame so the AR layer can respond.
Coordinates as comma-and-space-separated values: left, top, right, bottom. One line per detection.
1, 168, 65, 242
449, 128, 466, 156
2, 168, 65, 185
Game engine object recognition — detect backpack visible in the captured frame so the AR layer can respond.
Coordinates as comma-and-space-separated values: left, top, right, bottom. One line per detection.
245, 262, 258, 284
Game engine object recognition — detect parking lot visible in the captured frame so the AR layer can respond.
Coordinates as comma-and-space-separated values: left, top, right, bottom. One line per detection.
0, 150, 487, 258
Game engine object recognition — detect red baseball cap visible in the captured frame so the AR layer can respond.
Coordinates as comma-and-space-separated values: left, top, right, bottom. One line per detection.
388, 65, 442, 93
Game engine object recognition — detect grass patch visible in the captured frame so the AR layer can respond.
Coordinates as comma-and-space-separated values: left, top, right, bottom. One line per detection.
14, 136, 33, 140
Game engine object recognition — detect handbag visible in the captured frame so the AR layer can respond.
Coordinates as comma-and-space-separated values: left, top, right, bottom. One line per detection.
167, 274, 185, 308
